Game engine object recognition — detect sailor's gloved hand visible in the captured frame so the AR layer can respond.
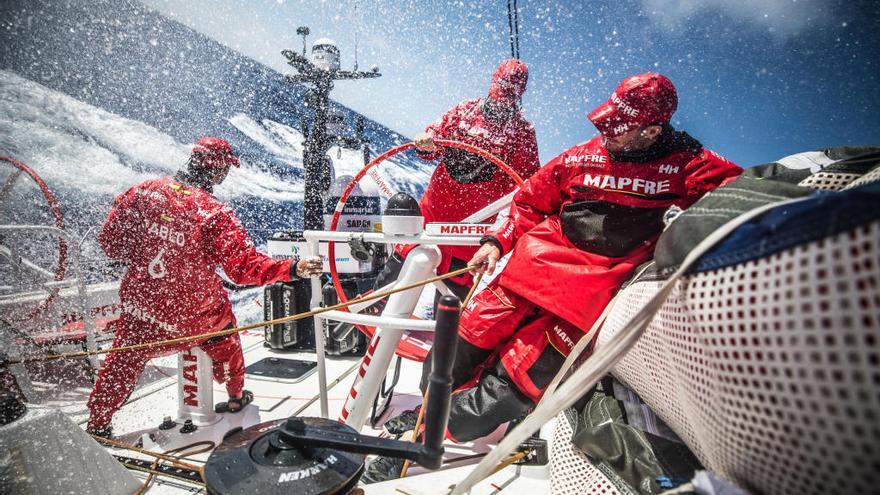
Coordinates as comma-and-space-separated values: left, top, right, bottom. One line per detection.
468, 242, 501, 275
293, 256, 323, 279
413, 132, 437, 154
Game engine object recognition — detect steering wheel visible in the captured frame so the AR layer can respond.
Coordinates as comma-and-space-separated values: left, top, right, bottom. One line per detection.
326, 139, 526, 362
0, 156, 67, 323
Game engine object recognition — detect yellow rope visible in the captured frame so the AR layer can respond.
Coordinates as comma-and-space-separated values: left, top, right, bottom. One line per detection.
96, 436, 213, 492
8, 266, 476, 365
399, 391, 428, 478
462, 270, 484, 309
490, 450, 529, 475
92, 435, 203, 472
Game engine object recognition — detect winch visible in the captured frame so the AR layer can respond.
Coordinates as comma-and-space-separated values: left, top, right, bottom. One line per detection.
203, 417, 366, 495
204, 295, 462, 494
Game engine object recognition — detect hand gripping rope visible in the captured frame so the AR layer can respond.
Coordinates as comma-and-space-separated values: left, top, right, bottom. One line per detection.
325, 139, 526, 361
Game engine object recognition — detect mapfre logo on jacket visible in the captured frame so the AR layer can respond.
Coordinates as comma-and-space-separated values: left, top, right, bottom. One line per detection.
562, 138, 695, 204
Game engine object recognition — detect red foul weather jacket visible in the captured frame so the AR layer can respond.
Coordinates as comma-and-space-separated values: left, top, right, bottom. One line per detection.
99, 177, 294, 350
488, 131, 742, 341
399, 98, 540, 286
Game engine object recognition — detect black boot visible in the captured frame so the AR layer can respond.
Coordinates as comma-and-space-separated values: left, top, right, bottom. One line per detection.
382, 407, 420, 436
361, 454, 406, 484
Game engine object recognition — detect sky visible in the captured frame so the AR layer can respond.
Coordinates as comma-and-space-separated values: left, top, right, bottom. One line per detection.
141, 0, 879, 167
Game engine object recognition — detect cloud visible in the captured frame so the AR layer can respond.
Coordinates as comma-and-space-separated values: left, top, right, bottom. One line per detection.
640, 0, 838, 35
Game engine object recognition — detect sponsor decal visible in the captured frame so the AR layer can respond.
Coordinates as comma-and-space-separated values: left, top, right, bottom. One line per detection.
425, 223, 494, 236
278, 455, 339, 482
564, 154, 608, 166
658, 164, 680, 174
61, 303, 123, 325
612, 123, 633, 135
552, 324, 576, 351
122, 301, 176, 333
181, 350, 199, 407
136, 188, 168, 203
582, 173, 671, 195
144, 219, 186, 246
611, 93, 639, 117
500, 221, 515, 240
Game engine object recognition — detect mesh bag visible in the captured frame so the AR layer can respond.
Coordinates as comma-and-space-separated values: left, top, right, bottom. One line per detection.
551, 410, 624, 495
597, 219, 880, 495
549, 147, 880, 495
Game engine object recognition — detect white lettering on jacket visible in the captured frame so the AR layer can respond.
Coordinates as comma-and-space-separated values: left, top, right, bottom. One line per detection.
552, 325, 576, 351
583, 173, 670, 195
122, 301, 176, 333
564, 154, 607, 166
144, 219, 186, 246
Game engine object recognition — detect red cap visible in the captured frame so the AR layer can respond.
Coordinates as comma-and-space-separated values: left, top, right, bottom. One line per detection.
191, 137, 240, 168
588, 72, 678, 137
488, 59, 529, 105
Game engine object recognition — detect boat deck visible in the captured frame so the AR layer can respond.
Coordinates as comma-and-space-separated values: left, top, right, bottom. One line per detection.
18, 316, 544, 494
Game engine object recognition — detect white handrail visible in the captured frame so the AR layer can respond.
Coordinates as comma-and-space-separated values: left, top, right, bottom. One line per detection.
0, 224, 98, 369
313, 309, 436, 331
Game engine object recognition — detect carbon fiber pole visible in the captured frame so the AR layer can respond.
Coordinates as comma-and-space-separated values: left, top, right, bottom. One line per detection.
420, 294, 461, 469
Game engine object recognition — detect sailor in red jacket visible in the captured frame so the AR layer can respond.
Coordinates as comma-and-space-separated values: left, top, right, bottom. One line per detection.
86, 137, 322, 437
367, 73, 742, 480
376, 59, 540, 302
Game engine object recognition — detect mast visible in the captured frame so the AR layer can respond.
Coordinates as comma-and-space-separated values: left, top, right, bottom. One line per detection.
282, 30, 381, 231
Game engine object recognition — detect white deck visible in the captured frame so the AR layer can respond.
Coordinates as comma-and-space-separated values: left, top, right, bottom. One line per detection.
19, 324, 546, 494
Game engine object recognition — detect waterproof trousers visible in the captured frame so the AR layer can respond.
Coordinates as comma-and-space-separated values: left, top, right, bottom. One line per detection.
419, 281, 588, 442
86, 320, 244, 431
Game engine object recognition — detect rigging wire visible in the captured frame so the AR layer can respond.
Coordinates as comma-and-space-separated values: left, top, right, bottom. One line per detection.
506, 0, 521, 59
506, 0, 516, 59
513, 0, 521, 58
353, 0, 359, 71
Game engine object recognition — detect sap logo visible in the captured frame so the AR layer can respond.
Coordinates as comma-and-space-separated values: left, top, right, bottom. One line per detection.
658, 164, 680, 174
346, 219, 371, 229
611, 93, 639, 117
564, 154, 607, 166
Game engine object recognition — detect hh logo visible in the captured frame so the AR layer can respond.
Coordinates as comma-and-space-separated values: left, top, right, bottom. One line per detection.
658, 164, 680, 174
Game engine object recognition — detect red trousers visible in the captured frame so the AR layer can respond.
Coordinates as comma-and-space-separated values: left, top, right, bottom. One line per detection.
419, 281, 590, 441
86, 318, 244, 431
458, 281, 585, 401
